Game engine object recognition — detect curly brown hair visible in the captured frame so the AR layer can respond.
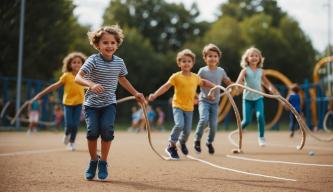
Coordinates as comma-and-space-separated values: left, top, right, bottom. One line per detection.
87, 25, 124, 50
62, 52, 87, 73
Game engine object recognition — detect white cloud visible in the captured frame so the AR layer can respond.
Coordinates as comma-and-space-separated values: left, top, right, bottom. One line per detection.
74, 0, 333, 52
73, 0, 109, 28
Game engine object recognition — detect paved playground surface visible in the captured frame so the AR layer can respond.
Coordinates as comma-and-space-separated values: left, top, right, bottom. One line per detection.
0, 130, 332, 192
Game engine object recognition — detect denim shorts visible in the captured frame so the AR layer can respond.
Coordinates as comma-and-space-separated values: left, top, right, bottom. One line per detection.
83, 104, 116, 141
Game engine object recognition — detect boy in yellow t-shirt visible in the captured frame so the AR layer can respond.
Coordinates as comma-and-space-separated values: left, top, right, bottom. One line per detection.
149, 49, 215, 160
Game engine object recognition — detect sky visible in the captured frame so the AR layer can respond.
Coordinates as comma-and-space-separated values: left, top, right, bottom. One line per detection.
73, 0, 333, 52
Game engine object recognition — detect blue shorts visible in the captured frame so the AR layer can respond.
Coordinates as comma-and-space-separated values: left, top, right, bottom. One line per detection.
83, 104, 116, 141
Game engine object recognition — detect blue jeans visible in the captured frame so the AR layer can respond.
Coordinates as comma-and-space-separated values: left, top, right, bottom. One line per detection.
84, 104, 116, 141
169, 108, 193, 144
289, 111, 300, 132
194, 100, 218, 144
64, 104, 82, 143
241, 98, 265, 138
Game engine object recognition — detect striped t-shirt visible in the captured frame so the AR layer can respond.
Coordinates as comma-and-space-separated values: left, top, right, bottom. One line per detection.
80, 53, 128, 107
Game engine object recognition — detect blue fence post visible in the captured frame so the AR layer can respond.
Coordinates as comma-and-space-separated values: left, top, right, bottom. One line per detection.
315, 84, 325, 129
303, 79, 312, 128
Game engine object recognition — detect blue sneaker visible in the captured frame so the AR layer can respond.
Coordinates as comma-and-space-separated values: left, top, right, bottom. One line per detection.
98, 160, 108, 181
194, 141, 201, 154
206, 143, 215, 154
85, 159, 98, 180
180, 143, 189, 155
165, 145, 179, 160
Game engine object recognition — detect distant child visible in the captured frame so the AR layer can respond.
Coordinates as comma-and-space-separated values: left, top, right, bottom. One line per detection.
75, 25, 146, 181
27, 99, 41, 134
155, 106, 165, 131
128, 106, 142, 132
148, 49, 215, 160
146, 105, 156, 129
31, 52, 86, 151
286, 84, 302, 137
236, 47, 278, 147
54, 104, 64, 129
193, 44, 232, 154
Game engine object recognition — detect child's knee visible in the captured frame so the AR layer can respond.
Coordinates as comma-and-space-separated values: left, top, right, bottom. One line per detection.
101, 130, 114, 141
100, 124, 115, 141
86, 129, 99, 140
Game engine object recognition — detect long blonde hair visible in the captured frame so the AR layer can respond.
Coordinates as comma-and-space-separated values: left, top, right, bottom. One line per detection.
240, 47, 264, 68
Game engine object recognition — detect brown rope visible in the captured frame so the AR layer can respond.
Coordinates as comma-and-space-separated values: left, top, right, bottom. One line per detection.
209, 83, 308, 151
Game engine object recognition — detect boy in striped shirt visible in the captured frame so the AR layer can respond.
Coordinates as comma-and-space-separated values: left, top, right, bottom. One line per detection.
75, 25, 146, 181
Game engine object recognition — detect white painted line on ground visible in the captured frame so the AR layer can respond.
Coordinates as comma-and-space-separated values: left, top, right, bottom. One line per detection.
266, 143, 333, 151
186, 155, 296, 182
227, 155, 333, 167
0, 148, 66, 157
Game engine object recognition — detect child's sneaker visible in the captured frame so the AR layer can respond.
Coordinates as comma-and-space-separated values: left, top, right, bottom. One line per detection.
98, 160, 108, 181
85, 159, 98, 180
289, 132, 294, 138
258, 137, 266, 147
194, 141, 201, 153
165, 145, 180, 160
206, 143, 215, 154
63, 134, 70, 145
67, 143, 76, 151
180, 143, 189, 155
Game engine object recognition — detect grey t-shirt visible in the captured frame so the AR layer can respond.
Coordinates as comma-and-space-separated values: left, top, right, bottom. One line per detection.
198, 66, 229, 104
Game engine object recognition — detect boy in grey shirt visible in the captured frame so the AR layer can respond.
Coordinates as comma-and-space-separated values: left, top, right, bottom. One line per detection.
194, 44, 232, 154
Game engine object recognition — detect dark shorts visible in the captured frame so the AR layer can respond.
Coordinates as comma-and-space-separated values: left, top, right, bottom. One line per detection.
84, 104, 116, 141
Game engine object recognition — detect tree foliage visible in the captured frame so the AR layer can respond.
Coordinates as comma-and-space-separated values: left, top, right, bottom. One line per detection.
103, 0, 209, 52
214, 0, 316, 82
0, 0, 87, 80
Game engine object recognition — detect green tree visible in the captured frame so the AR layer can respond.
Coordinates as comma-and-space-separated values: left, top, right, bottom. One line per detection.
0, 0, 84, 80
115, 27, 171, 96
213, 0, 316, 82
220, 0, 286, 26
103, 0, 209, 52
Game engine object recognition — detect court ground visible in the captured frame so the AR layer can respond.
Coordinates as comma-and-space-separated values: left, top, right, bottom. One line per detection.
0, 130, 332, 192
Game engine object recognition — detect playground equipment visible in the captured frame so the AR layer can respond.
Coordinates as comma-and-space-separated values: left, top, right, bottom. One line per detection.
312, 56, 333, 131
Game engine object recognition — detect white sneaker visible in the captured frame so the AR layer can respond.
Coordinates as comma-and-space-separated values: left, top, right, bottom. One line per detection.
258, 137, 266, 147
63, 135, 70, 145
67, 143, 76, 151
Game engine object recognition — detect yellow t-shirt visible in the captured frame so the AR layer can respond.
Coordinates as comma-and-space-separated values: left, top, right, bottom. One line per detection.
168, 72, 202, 111
59, 72, 84, 106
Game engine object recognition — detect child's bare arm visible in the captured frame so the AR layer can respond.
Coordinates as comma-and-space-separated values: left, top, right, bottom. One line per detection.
201, 79, 215, 89
31, 81, 63, 102
223, 77, 233, 86
75, 70, 104, 93
118, 76, 146, 104
148, 82, 172, 102
236, 69, 246, 84
262, 72, 278, 94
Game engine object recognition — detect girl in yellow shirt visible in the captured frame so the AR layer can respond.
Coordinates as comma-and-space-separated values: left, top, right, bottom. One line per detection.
31, 52, 86, 151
